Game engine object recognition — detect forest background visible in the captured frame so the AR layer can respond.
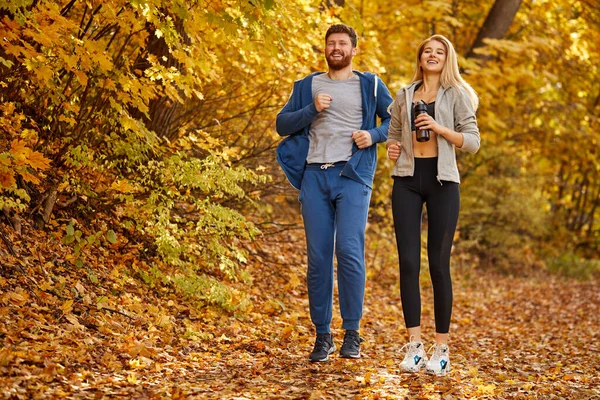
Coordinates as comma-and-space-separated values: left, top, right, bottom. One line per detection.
0, 0, 599, 398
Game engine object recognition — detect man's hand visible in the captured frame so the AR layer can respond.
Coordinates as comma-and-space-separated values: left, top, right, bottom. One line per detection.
352, 130, 373, 149
387, 142, 402, 161
315, 93, 332, 112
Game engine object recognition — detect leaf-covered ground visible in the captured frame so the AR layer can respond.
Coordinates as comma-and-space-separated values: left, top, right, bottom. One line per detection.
1, 225, 599, 399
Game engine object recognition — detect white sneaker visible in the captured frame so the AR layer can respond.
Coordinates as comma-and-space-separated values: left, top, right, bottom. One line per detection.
399, 341, 428, 373
425, 344, 451, 376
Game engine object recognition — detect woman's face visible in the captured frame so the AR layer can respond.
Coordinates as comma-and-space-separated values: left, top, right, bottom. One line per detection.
419, 40, 447, 75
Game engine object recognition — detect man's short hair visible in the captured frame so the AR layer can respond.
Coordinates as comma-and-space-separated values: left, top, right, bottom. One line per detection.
325, 24, 358, 48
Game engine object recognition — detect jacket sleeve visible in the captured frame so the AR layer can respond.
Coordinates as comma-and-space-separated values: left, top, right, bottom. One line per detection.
454, 88, 480, 154
386, 90, 404, 147
367, 77, 393, 144
275, 82, 319, 137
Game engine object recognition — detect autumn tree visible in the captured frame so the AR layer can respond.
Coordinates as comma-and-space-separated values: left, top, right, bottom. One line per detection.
335, 0, 599, 274
1, 0, 598, 316
0, 0, 324, 309
466, 0, 523, 59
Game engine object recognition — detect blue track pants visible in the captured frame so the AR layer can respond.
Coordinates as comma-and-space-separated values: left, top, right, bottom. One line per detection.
299, 163, 372, 335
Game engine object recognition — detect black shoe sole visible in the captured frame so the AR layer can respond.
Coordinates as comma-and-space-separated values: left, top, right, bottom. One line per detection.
339, 352, 361, 359
309, 346, 337, 362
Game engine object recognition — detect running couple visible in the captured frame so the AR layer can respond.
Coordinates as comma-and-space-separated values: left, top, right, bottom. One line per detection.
276, 24, 480, 376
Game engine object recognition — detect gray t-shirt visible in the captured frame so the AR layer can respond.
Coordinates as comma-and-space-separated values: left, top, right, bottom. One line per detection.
306, 73, 363, 164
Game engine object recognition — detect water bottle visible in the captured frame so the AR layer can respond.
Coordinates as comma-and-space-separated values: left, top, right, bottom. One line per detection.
414, 100, 430, 142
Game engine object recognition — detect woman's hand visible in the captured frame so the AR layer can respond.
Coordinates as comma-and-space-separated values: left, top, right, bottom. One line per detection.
415, 113, 465, 147
387, 142, 402, 161
414, 113, 444, 136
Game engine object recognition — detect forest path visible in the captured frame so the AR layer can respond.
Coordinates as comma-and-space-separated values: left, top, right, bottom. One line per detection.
192, 247, 600, 399
1, 227, 599, 399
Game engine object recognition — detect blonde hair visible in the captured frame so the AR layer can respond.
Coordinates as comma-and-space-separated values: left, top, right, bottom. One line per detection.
410, 34, 479, 111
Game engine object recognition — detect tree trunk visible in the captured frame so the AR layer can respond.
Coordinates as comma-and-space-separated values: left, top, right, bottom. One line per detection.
2, 207, 22, 235
33, 185, 58, 229
466, 0, 523, 59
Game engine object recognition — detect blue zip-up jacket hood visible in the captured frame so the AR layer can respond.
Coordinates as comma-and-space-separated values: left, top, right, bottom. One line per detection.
276, 71, 393, 190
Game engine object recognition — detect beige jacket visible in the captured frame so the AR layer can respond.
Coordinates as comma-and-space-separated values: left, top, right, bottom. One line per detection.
387, 81, 480, 183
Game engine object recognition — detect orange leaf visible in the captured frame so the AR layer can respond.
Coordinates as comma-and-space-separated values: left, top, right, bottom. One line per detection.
281, 326, 293, 340
19, 171, 40, 184
25, 151, 51, 170
0, 348, 13, 367
74, 70, 88, 86
0, 171, 16, 188
6, 292, 28, 306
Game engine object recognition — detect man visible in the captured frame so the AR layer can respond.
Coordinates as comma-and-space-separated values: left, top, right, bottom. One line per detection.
276, 24, 393, 362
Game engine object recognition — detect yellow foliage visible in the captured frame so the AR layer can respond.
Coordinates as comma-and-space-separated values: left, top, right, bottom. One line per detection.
110, 180, 137, 194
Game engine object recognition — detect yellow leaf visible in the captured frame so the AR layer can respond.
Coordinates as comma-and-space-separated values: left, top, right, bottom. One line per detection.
96, 296, 108, 310
129, 357, 152, 369
35, 65, 53, 83
308, 391, 325, 400
9, 140, 29, 159
286, 273, 301, 289
61, 299, 74, 313
127, 373, 138, 384
476, 384, 496, 395
193, 89, 204, 100
110, 179, 135, 193
58, 114, 77, 126
62, 54, 79, 71
91, 52, 113, 71
127, 342, 157, 358
155, 314, 171, 327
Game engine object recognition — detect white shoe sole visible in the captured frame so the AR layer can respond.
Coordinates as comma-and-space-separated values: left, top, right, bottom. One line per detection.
400, 360, 427, 373
425, 365, 451, 376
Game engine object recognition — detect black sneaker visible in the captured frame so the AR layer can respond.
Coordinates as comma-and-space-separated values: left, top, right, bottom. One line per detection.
340, 330, 362, 359
309, 333, 336, 362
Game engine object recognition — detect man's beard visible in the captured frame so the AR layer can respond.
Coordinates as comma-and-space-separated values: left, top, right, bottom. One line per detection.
326, 52, 352, 70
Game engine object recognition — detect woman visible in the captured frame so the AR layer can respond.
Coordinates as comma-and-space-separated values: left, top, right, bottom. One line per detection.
387, 34, 480, 376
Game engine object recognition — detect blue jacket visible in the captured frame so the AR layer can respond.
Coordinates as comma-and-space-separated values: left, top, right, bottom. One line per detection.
276, 71, 393, 190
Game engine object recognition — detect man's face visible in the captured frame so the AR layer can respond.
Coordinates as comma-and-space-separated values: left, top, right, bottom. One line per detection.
325, 33, 356, 70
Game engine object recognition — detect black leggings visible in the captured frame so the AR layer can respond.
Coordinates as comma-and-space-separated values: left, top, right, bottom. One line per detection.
392, 157, 459, 334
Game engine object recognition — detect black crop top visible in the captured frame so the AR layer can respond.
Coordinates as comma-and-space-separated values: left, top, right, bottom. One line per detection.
411, 101, 436, 132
